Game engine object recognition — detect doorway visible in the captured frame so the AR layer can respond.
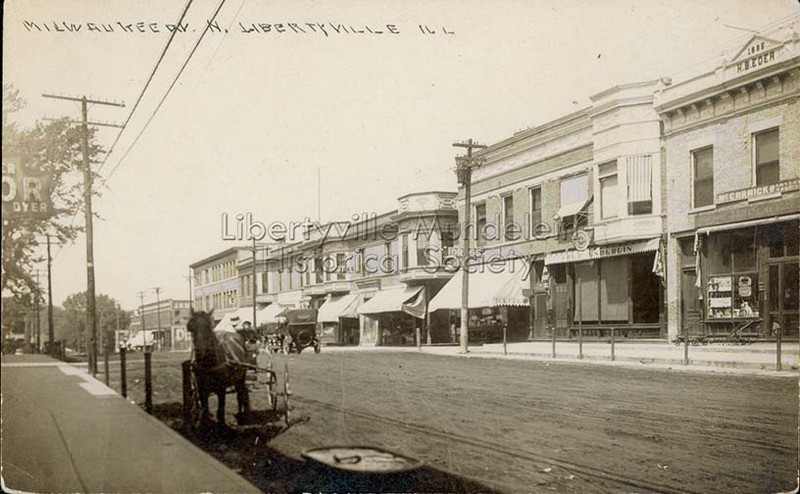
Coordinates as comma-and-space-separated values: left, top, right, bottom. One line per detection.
766, 261, 799, 340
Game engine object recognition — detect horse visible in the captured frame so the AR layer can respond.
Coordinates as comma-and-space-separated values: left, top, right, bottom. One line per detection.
186, 309, 251, 428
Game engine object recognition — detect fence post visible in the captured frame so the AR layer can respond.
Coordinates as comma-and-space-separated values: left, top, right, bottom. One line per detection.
144, 348, 153, 415
120, 347, 127, 398
181, 360, 192, 423
776, 325, 782, 372
552, 325, 556, 358
683, 326, 689, 366
503, 325, 508, 356
610, 327, 616, 361
416, 327, 421, 351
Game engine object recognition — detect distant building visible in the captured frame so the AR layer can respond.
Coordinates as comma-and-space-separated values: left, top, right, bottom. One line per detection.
128, 299, 192, 350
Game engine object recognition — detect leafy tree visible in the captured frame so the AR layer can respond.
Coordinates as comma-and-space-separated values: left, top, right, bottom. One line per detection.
1, 83, 104, 302
60, 292, 128, 351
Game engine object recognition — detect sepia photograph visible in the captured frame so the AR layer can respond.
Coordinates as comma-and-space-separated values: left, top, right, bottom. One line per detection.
2, 1, 799, 493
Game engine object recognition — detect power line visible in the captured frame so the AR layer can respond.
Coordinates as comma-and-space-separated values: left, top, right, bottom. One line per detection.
94, 0, 196, 179
103, 0, 228, 184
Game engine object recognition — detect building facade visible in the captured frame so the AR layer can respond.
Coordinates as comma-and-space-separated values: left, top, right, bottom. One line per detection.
656, 26, 800, 341
191, 247, 252, 319
128, 298, 192, 350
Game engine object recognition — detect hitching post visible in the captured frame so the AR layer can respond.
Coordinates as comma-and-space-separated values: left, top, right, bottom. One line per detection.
776, 324, 782, 372
120, 346, 127, 398
503, 325, 508, 356
610, 327, 616, 361
144, 348, 153, 414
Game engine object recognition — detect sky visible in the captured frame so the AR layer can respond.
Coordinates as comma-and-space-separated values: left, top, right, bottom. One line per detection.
3, 0, 798, 311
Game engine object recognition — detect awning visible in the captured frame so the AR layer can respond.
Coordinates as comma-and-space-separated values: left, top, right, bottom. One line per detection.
318, 294, 361, 323
125, 331, 154, 347
428, 260, 530, 311
545, 237, 660, 265
696, 213, 800, 236
256, 304, 288, 325
214, 307, 255, 333
357, 286, 425, 319
557, 196, 591, 219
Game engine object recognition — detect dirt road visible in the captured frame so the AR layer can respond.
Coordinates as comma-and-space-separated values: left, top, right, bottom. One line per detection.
114, 351, 797, 493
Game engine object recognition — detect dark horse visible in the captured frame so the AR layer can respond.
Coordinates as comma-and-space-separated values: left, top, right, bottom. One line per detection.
186, 309, 250, 427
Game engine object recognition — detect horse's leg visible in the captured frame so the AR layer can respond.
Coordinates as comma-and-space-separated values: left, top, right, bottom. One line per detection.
216, 385, 226, 426
198, 381, 212, 421
240, 370, 251, 413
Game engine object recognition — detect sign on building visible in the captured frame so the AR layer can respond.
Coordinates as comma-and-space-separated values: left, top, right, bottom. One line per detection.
2, 157, 52, 219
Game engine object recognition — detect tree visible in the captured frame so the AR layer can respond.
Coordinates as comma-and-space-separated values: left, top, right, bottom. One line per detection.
60, 292, 128, 351
1, 83, 104, 302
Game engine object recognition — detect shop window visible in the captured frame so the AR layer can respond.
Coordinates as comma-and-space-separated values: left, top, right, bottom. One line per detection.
475, 203, 487, 247
691, 147, 714, 208
502, 195, 515, 241
754, 128, 779, 186
706, 233, 732, 274
574, 261, 599, 323
529, 187, 542, 236
598, 161, 619, 219
731, 230, 757, 272
626, 155, 653, 215
600, 257, 629, 322
551, 264, 567, 284
764, 222, 800, 258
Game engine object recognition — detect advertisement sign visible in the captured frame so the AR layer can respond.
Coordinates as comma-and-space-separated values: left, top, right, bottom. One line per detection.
2, 157, 53, 219
715, 178, 800, 205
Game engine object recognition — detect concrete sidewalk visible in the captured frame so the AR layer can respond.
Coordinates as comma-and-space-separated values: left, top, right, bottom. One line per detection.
325, 340, 800, 374
1, 354, 260, 494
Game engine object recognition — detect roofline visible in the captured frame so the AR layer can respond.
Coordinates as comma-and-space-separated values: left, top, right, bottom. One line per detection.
189, 246, 250, 269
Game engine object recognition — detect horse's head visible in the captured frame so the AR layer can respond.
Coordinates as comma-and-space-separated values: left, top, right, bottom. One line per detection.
187, 308, 214, 345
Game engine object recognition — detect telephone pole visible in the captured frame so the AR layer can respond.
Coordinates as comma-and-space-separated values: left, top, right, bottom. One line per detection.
42, 93, 124, 375
46, 234, 55, 352
138, 291, 147, 347
453, 138, 487, 354
153, 287, 162, 351
252, 237, 258, 329
34, 271, 41, 353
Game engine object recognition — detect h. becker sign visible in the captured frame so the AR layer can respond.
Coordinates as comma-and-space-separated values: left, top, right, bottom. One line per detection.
2, 157, 53, 219
716, 178, 800, 204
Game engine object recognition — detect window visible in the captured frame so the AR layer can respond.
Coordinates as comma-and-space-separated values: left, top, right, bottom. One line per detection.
529, 187, 542, 236
441, 228, 455, 263
401, 234, 409, 269
261, 271, 268, 294
475, 203, 487, 247
626, 155, 652, 215
559, 174, 589, 232
336, 253, 346, 280
598, 161, 619, 219
691, 147, 714, 208
384, 241, 395, 273
755, 128, 779, 186
502, 195, 515, 241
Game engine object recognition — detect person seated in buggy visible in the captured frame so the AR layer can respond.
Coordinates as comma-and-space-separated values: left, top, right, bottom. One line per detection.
235, 321, 259, 364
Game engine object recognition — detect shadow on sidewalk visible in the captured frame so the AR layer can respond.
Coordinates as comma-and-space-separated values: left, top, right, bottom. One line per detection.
151, 402, 499, 493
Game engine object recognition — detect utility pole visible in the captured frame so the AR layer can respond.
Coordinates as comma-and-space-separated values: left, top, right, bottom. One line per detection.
153, 287, 162, 351
42, 93, 124, 375
453, 138, 487, 354
252, 237, 258, 329
46, 234, 55, 352
138, 291, 147, 347
188, 269, 193, 311
35, 271, 41, 353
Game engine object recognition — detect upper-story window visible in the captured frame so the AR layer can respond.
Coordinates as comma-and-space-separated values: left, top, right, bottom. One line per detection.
558, 173, 589, 231
502, 195, 515, 241
691, 147, 714, 208
598, 161, 619, 219
474, 203, 487, 247
401, 234, 409, 269
384, 241, 396, 273
336, 252, 346, 280
529, 187, 542, 237
626, 155, 652, 215
755, 128, 779, 186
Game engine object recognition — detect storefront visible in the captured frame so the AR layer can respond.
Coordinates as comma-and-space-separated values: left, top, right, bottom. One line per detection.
317, 293, 361, 345
545, 237, 664, 339
680, 217, 798, 340
357, 286, 426, 346
427, 260, 531, 343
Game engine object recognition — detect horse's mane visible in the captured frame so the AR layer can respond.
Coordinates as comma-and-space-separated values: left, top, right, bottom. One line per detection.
188, 310, 248, 368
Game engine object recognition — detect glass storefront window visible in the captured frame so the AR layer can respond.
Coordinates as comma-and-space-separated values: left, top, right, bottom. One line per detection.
732, 230, 756, 272
706, 232, 732, 274
678, 238, 696, 268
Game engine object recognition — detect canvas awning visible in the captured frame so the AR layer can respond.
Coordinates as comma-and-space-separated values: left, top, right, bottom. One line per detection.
318, 294, 361, 323
544, 237, 660, 265
557, 196, 591, 219
357, 286, 426, 319
428, 260, 530, 311
256, 304, 288, 325
126, 331, 154, 347
214, 307, 255, 333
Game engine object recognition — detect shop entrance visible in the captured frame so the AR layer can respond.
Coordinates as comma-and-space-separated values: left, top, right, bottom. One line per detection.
766, 261, 799, 340
681, 269, 702, 337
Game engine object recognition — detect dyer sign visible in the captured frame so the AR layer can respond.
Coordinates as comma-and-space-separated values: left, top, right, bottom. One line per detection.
2, 157, 52, 219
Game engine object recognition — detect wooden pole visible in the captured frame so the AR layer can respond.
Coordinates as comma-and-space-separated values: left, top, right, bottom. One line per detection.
503, 325, 508, 356
144, 349, 153, 414
578, 280, 583, 360
610, 326, 616, 361
120, 347, 127, 398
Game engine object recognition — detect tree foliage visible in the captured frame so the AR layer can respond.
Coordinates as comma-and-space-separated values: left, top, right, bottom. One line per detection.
1, 83, 104, 303
60, 291, 129, 351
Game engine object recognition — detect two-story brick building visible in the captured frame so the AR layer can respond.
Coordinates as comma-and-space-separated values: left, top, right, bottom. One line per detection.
656, 26, 799, 341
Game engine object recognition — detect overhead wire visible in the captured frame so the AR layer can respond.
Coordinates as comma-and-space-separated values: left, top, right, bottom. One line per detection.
103, 0, 228, 184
